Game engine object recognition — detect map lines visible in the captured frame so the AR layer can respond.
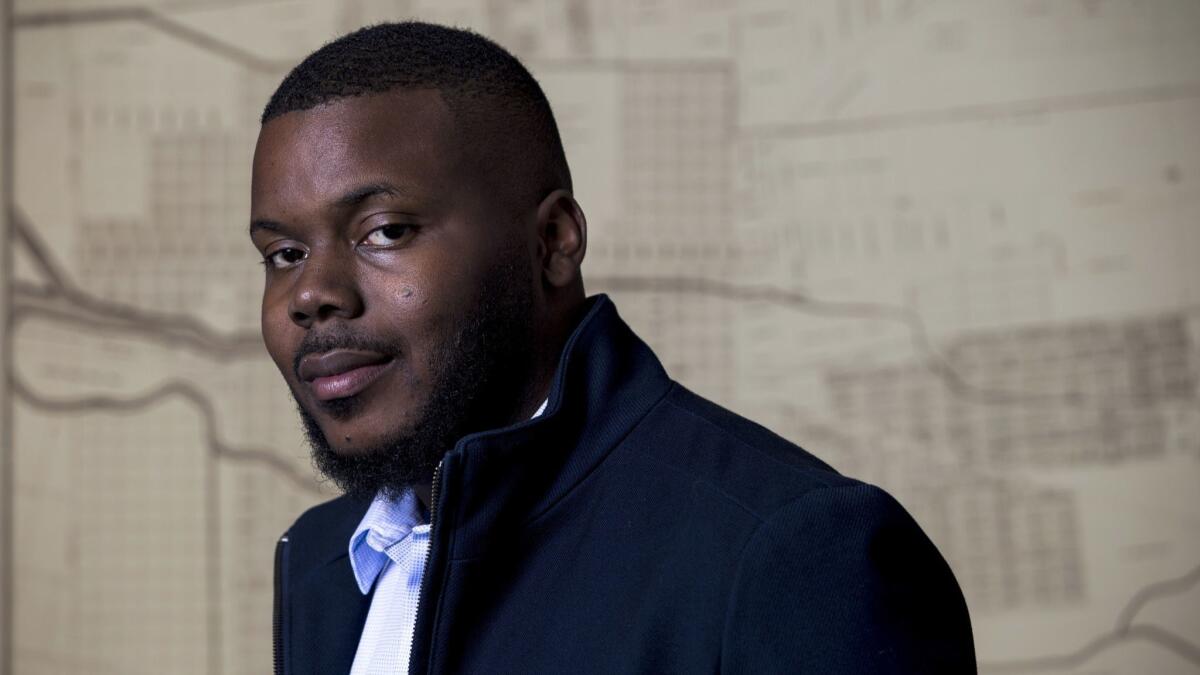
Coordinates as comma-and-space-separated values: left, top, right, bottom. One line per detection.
977, 562, 1200, 671
13, 5, 287, 74
4, 1, 1199, 671
12, 374, 319, 495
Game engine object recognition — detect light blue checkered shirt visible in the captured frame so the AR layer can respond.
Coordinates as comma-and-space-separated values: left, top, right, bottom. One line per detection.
347, 488, 430, 675
348, 399, 547, 674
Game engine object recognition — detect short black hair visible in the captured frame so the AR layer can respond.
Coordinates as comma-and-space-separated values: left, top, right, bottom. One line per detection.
262, 21, 572, 193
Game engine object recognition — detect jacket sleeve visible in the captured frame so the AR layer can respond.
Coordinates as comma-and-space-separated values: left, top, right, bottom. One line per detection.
720, 483, 976, 673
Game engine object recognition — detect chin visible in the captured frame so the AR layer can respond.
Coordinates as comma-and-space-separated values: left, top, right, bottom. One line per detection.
326, 427, 412, 458
312, 411, 406, 455
298, 399, 446, 499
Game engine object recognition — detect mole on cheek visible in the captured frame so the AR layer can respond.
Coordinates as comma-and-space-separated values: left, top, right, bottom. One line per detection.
401, 287, 414, 298
344, 436, 353, 443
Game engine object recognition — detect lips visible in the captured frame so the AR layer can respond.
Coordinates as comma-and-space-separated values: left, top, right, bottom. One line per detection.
297, 349, 394, 401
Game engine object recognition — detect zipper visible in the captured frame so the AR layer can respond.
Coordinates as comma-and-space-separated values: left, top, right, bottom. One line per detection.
273, 533, 289, 675
409, 459, 444, 674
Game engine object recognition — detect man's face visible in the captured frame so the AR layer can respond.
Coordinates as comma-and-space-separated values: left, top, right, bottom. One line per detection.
250, 89, 538, 497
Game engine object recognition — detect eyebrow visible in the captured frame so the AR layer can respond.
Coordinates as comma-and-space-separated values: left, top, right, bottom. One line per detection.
249, 182, 408, 237
333, 181, 406, 208
249, 218, 284, 237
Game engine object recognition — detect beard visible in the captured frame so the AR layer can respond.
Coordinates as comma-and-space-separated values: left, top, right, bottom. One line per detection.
293, 254, 536, 500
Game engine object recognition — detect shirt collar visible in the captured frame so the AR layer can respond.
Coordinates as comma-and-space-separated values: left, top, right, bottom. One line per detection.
347, 489, 426, 594
346, 398, 550, 594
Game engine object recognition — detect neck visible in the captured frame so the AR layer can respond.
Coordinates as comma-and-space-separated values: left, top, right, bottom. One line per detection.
525, 292, 589, 412
411, 295, 587, 511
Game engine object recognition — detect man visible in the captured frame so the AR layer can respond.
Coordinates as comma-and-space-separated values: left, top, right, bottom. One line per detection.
252, 22, 975, 675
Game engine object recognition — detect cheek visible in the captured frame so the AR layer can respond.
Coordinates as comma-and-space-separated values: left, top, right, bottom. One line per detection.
369, 273, 439, 348
366, 267, 460, 356
260, 291, 297, 375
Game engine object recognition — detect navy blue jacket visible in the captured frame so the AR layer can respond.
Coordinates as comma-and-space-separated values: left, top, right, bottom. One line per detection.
273, 295, 975, 674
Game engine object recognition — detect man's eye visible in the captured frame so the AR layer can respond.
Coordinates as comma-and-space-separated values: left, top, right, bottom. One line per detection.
263, 248, 307, 269
363, 224, 413, 247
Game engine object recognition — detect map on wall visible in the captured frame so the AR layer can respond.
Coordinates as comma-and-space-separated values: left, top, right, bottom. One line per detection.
4, 1, 1199, 673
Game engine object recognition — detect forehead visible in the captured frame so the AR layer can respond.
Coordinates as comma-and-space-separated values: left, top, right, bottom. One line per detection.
251, 89, 463, 208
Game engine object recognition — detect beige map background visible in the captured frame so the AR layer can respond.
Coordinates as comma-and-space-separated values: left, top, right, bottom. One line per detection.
2, 0, 1199, 673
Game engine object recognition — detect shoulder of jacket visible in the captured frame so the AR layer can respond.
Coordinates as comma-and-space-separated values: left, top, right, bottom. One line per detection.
757, 482, 912, 536
634, 383, 866, 519
279, 493, 372, 575
284, 493, 369, 541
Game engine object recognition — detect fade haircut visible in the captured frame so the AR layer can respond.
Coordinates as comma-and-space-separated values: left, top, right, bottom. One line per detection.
262, 21, 572, 195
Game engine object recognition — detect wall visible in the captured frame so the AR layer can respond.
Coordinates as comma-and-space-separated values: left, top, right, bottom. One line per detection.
3, 1, 1199, 672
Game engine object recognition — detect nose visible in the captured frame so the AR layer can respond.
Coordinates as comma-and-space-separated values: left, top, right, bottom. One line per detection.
287, 249, 364, 328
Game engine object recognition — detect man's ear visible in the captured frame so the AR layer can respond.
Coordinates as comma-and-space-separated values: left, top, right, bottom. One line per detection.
536, 189, 587, 288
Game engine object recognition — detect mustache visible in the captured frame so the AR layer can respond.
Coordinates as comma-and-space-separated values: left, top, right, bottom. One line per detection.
291, 328, 403, 380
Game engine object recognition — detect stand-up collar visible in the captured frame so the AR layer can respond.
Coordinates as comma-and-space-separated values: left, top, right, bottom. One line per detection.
432, 294, 672, 559
286, 295, 671, 675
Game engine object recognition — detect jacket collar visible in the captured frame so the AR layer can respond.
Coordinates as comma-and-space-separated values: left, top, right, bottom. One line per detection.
291, 295, 670, 674
309, 293, 671, 565
435, 293, 672, 558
